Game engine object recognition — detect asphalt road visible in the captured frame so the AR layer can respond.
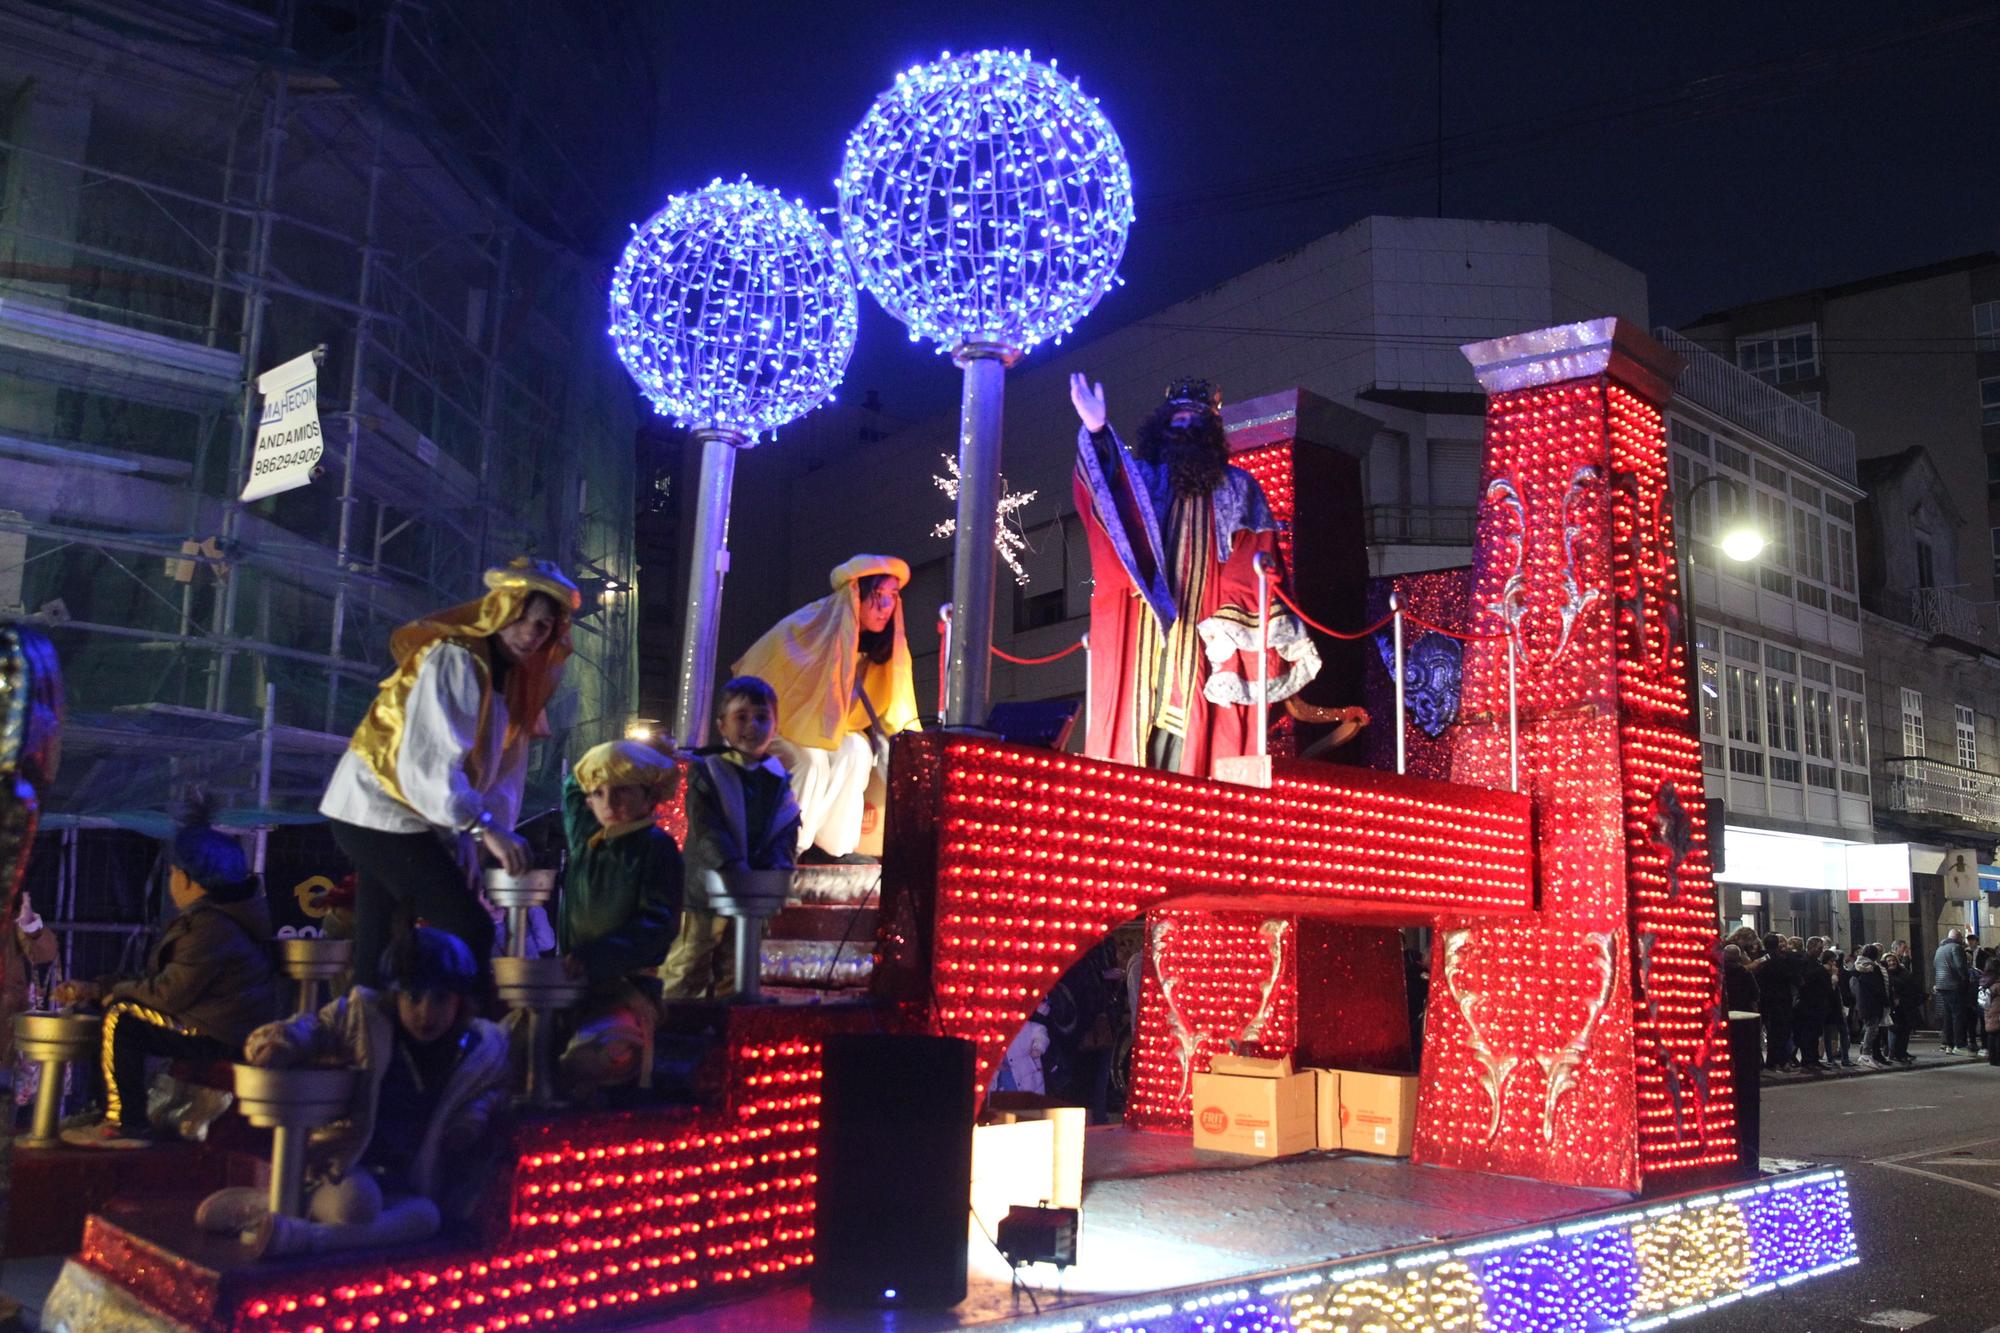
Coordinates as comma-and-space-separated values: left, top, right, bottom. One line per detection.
1702, 1053, 2000, 1333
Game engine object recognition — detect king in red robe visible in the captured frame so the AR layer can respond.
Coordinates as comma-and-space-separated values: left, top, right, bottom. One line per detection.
1070, 375, 1320, 777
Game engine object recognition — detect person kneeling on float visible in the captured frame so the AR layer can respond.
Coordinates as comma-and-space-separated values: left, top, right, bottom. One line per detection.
194, 928, 510, 1258
554, 739, 683, 1095
730, 555, 918, 863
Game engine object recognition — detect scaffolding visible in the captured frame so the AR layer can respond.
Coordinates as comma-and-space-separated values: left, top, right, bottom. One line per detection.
0, 0, 641, 827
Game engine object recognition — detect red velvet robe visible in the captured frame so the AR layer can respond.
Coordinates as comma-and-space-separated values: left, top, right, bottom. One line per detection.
1074, 427, 1317, 778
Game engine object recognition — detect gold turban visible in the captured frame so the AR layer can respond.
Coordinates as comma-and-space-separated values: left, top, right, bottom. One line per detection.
573, 739, 676, 792
345, 557, 580, 811
731, 553, 920, 752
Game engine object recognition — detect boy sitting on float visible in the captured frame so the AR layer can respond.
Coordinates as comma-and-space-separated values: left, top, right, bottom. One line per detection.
660, 675, 799, 1000
57, 798, 283, 1149
196, 927, 510, 1257
553, 739, 683, 1094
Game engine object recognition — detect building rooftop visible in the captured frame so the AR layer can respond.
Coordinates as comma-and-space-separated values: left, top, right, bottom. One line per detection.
1654, 326, 1856, 483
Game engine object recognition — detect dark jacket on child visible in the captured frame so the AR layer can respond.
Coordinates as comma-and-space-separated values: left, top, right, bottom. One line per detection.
111, 893, 282, 1047
681, 750, 801, 911
557, 773, 683, 987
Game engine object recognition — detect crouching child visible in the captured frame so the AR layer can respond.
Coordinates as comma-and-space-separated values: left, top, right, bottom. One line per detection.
556, 739, 683, 1096
195, 928, 510, 1258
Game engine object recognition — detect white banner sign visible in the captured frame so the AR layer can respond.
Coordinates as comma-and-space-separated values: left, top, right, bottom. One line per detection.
241, 349, 324, 502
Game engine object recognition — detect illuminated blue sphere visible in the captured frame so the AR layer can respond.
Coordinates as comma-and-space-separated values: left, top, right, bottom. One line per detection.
609, 178, 858, 439
838, 49, 1134, 357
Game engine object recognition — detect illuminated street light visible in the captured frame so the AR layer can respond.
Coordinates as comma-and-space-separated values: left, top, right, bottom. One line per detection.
1718, 521, 1766, 563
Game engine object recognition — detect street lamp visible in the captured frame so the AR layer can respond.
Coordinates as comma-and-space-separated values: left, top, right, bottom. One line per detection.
838, 49, 1133, 727
1676, 470, 1762, 936
609, 179, 859, 748
1683, 472, 1765, 565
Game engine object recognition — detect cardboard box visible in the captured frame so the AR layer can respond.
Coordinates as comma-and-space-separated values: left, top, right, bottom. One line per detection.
1312, 1068, 1342, 1151
1190, 1053, 1317, 1158
1338, 1069, 1418, 1157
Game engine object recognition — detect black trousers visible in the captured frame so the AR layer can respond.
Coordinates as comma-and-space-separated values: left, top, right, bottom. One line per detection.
1938, 990, 1966, 1048
329, 819, 495, 992
104, 1001, 234, 1134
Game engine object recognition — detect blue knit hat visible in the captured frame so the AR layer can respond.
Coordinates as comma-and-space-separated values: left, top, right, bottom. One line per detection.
165, 793, 254, 902
385, 927, 481, 997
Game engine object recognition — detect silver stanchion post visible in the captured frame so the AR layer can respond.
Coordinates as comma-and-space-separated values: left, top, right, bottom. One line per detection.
1391, 591, 1406, 776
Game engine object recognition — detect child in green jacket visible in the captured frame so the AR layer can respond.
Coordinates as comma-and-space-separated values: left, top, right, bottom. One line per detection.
556, 740, 683, 1095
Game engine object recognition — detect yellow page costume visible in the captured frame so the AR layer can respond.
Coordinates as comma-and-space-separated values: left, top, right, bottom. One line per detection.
732, 554, 919, 857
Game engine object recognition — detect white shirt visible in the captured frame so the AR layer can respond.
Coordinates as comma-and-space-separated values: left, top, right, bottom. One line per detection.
319, 642, 526, 834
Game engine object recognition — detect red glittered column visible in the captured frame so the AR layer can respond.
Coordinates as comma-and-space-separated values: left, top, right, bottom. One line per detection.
1413, 320, 1736, 1191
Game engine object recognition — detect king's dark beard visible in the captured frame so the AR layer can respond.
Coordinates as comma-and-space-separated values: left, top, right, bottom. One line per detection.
1160, 431, 1227, 499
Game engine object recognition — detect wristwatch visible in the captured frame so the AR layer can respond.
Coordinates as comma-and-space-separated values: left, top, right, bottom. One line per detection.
467, 808, 495, 836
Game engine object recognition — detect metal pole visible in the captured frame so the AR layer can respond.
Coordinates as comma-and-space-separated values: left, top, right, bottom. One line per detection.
1390, 591, 1406, 775
732, 920, 764, 1003
214, 0, 294, 715
1674, 476, 1729, 940
1081, 631, 1091, 746
255, 682, 275, 874
1254, 553, 1271, 759
936, 603, 953, 721
1507, 636, 1520, 793
946, 343, 1016, 728
670, 428, 746, 749
325, 3, 397, 731
268, 1123, 306, 1216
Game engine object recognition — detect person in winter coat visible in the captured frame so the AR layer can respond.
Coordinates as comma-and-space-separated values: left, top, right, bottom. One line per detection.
56, 800, 282, 1148
1793, 939, 1836, 1070
1820, 951, 1855, 1067
1885, 949, 1925, 1064
1982, 957, 2000, 1068
195, 928, 510, 1258
1853, 944, 1891, 1066
1933, 927, 1974, 1054
1757, 932, 1800, 1070
1722, 944, 1761, 1014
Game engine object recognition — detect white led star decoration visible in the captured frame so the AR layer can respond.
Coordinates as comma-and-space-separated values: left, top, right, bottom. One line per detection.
608, 177, 858, 439
931, 454, 1037, 584
837, 49, 1133, 357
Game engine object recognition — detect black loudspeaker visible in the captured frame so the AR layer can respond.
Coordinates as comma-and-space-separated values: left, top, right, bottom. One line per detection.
812, 1033, 976, 1307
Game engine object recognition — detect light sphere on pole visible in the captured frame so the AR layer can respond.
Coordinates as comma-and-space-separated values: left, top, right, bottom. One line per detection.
609, 177, 858, 439
837, 48, 1134, 357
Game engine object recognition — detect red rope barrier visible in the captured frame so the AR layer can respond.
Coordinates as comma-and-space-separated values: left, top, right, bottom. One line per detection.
1401, 610, 1509, 642
1270, 580, 1509, 643
992, 640, 1087, 666
1269, 583, 1394, 641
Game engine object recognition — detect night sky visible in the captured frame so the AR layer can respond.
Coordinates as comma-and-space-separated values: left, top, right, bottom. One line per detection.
631, 2, 2000, 423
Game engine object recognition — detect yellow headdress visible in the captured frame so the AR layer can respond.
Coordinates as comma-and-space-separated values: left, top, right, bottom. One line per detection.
345, 558, 580, 809
731, 554, 920, 751
573, 739, 676, 793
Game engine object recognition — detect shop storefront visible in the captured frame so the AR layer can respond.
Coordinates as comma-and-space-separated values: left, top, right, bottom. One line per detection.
1715, 825, 1913, 951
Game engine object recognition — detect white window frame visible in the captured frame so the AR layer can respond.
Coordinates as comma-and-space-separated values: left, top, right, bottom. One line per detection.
1982, 376, 2000, 428
1902, 687, 1926, 758
1977, 299, 2000, 352
1736, 323, 1820, 386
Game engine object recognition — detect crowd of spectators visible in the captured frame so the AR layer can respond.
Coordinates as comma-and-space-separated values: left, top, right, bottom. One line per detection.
1722, 926, 2000, 1073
